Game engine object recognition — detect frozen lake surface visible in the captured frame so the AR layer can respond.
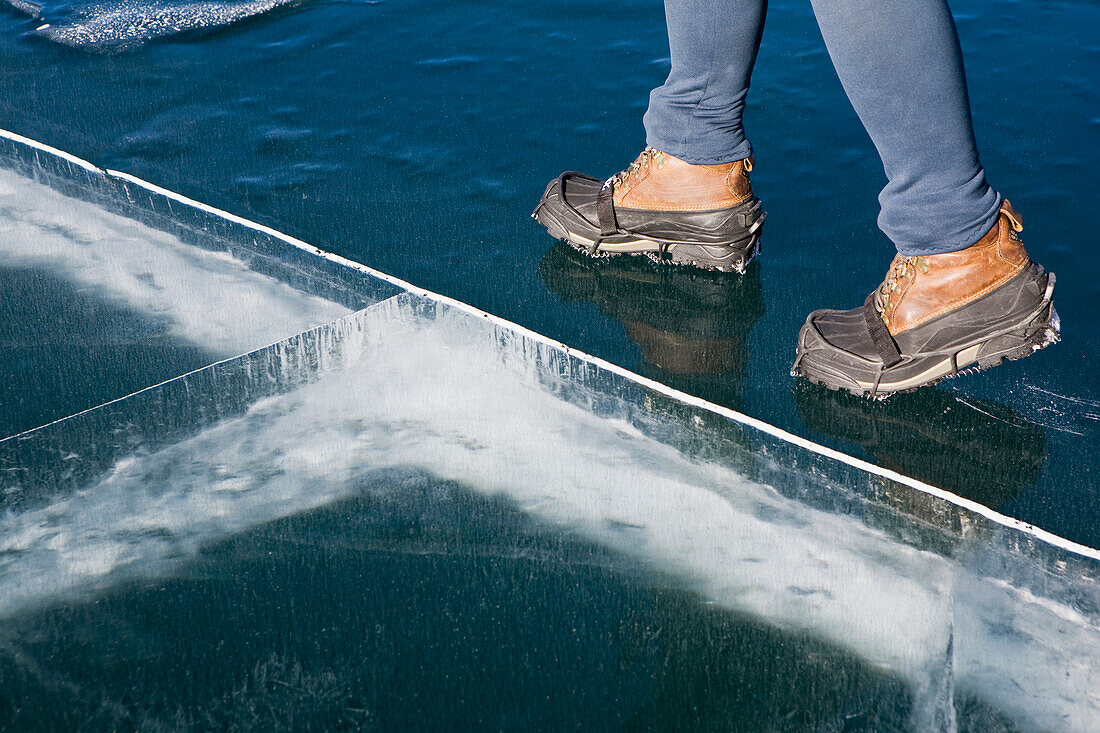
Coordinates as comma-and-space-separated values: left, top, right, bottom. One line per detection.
0, 0, 1095, 546
0, 0, 1097, 728
0, 129, 1098, 731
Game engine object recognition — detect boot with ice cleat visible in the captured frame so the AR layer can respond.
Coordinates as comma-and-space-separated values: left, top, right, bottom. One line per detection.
792, 200, 1060, 398
533, 148, 766, 273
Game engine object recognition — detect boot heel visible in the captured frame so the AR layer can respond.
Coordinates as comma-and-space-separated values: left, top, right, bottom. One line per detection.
976, 302, 1060, 369
659, 234, 761, 273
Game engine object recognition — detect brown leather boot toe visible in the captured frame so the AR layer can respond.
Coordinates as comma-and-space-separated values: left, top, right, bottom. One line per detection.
533, 148, 766, 273
792, 200, 1060, 398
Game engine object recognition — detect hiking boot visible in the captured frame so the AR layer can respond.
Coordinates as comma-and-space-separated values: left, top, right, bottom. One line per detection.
792, 200, 1060, 398
532, 147, 766, 273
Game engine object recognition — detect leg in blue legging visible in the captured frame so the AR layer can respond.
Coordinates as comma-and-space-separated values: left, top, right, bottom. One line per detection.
643, 0, 768, 166
643, 0, 1001, 256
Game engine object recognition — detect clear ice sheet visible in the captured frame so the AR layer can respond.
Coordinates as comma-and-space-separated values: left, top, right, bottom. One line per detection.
2, 293, 1099, 730
0, 134, 399, 436
0, 133, 1098, 731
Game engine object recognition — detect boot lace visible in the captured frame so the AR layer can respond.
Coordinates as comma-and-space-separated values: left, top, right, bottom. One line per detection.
610, 147, 665, 189
874, 255, 928, 324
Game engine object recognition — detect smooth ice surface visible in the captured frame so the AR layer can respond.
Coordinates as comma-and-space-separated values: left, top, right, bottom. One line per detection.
0, 130, 1097, 730
0, 6, 1096, 721
2, 293, 1099, 730
1, 0, 1093, 545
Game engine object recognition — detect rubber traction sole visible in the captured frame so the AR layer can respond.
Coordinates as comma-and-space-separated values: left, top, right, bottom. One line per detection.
532, 198, 763, 274
537, 213, 760, 274
794, 307, 1061, 400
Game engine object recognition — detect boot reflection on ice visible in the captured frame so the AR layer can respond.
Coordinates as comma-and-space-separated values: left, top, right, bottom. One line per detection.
793, 381, 1045, 510
539, 243, 764, 408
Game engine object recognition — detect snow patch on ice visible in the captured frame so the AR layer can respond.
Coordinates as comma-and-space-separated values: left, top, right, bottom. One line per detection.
5, 0, 305, 52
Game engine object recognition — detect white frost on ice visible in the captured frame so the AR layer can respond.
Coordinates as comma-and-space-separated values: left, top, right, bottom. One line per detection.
0, 167, 350, 357
4, 0, 305, 51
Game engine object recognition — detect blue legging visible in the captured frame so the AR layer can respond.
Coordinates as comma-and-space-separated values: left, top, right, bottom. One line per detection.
642, 0, 1002, 256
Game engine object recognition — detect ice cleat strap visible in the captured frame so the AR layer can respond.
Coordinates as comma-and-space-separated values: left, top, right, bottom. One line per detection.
554, 171, 594, 203
862, 292, 904, 368
596, 178, 620, 237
